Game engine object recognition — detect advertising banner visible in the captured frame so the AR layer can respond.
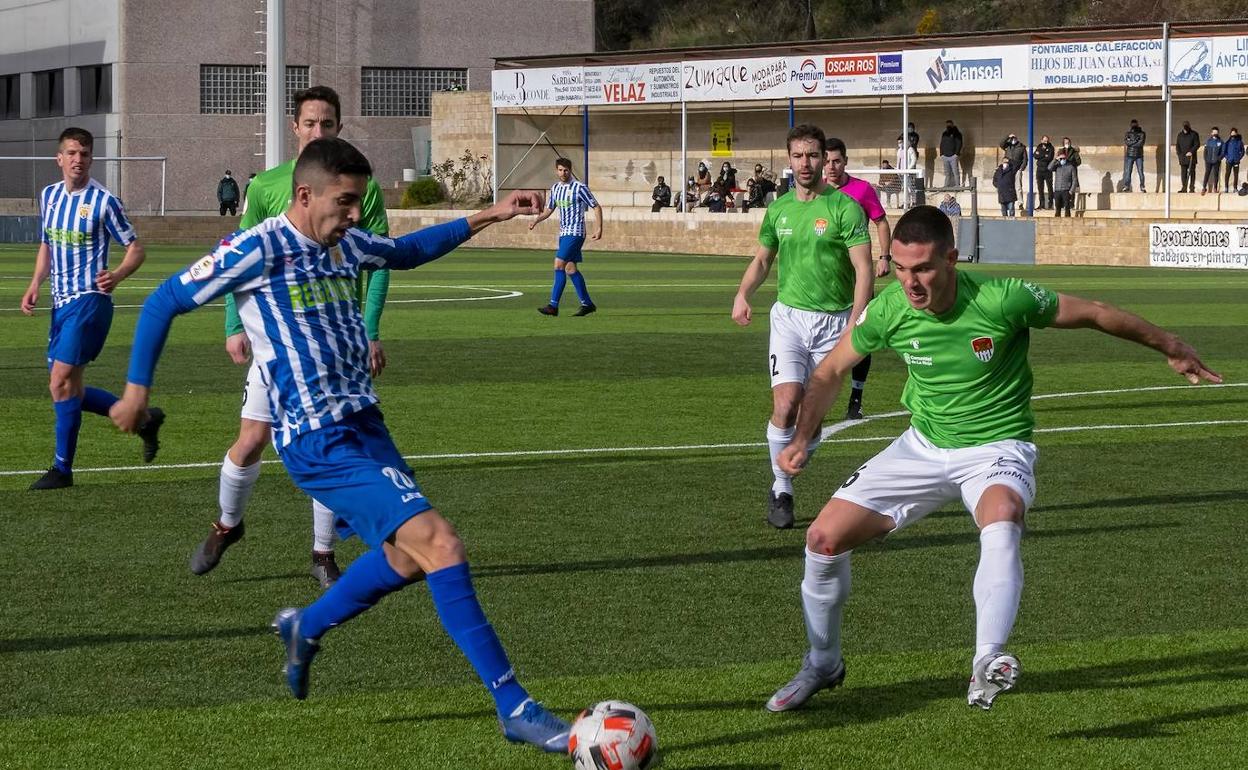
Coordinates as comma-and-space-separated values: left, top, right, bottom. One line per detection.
681, 56, 795, 102
789, 52, 904, 97
1169, 36, 1248, 85
1029, 39, 1163, 89
491, 67, 584, 107
902, 45, 1029, 94
1148, 223, 1248, 269
583, 63, 682, 105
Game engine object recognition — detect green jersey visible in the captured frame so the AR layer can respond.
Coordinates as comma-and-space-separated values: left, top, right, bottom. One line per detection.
851, 272, 1059, 448
224, 159, 390, 340
758, 187, 870, 313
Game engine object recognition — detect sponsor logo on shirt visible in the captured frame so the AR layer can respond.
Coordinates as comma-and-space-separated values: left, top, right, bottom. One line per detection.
971, 336, 995, 362
44, 227, 90, 246
187, 255, 215, 282
1022, 281, 1052, 313
910, 339, 921, 349
813, 217, 828, 236
903, 352, 933, 366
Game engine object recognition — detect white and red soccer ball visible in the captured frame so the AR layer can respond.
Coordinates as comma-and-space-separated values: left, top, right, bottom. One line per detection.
568, 700, 657, 770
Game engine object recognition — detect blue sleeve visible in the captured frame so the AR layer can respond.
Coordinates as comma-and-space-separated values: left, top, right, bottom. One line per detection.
358, 218, 472, 270
126, 278, 200, 386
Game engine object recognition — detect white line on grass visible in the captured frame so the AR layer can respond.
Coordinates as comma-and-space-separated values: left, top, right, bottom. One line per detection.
1, 383, 1243, 478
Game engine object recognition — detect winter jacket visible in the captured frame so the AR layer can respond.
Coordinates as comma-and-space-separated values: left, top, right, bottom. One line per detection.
1224, 135, 1245, 164
1000, 138, 1027, 170
652, 182, 671, 206
1049, 158, 1078, 192
992, 162, 1018, 203
1204, 137, 1225, 164
1033, 142, 1055, 176
1176, 129, 1201, 164
217, 176, 240, 203
939, 126, 963, 157
1124, 127, 1146, 158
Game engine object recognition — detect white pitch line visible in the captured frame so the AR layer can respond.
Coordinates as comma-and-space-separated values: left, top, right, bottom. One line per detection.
0, 384, 1242, 478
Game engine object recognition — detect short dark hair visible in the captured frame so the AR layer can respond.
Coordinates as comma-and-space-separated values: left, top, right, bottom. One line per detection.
893, 205, 955, 255
58, 127, 93, 150
657, 176, 665, 183
555, 157, 572, 170
293, 85, 342, 124
1212, 126, 1220, 132
293, 138, 372, 191
786, 124, 826, 153
825, 137, 848, 158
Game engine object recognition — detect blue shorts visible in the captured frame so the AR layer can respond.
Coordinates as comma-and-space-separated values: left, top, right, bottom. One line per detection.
48, 293, 114, 367
555, 235, 585, 263
278, 406, 433, 549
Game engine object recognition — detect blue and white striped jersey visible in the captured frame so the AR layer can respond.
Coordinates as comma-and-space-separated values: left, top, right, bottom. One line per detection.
132, 215, 471, 449
39, 179, 137, 308
547, 180, 598, 236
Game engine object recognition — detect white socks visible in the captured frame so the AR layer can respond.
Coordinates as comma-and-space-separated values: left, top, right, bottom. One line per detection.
766, 421, 795, 495
218, 453, 261, 528
312, 498, 338, 553
802, 547, 851, 672
973, 521, 1024, 667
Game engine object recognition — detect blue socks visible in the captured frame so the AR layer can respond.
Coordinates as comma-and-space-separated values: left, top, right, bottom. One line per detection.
82, 387, 119, 416
299, 548, 410, 639
549, 270, 567, 307
427, 562, 529, 716
53, 397, 83, 473
570, 272, 592, 306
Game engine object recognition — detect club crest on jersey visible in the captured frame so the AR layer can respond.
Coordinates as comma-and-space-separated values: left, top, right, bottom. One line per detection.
813, 217, 829, 236
329, 245, 345, 266
971, 336, 995, 363
78, 205, 91, 219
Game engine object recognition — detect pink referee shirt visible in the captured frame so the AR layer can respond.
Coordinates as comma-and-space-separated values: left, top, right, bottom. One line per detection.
837, 176, 886, 222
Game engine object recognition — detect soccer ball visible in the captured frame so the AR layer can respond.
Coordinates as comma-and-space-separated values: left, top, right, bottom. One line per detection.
568, 700, 657, 770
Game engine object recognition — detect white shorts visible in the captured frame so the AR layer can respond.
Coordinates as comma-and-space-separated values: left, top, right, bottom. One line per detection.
832, 427, 1038, 531
768, 302, 852, 388
239, 359, 273, 423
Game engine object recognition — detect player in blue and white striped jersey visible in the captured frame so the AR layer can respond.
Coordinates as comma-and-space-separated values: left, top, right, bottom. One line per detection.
20, 127, 163, 490
110, 138, 571, 754
528, 157, 602, 316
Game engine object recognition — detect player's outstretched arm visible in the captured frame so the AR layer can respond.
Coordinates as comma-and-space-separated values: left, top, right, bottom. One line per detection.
468, 189, 544, 233
732, 245, 777, 326
778, 334, 866, 475
20, 243, 51, 315
1052, 293, 1222, 385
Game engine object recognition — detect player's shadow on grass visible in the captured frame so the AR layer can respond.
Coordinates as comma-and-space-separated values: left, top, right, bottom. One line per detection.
0, 624, 267, 654
1031, 489, 1248, 514
657, 646, 1248, 756
475, 522, 1180, 579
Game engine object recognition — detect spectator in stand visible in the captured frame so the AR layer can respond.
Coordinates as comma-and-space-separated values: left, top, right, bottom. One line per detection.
993, 158, 1018, 217
1176, 121, 1200, 193
706, 180, 727, 213
939, 119, 963, 187
1060, 137, 1083, 198
1033, 135, 1055, 210
743, 164, 776, 213
695, 161, 713, 201
937, 193, 962, 217
1223, 127, 1244, 191
682, 178, 698, 211
1000, 134, 1028, 202
1202, 126, 1225, 195
907, 122, 919, 150
879, 159, 901, 208
1049, 149, 1078, 217
651, 176, 672, 212
896, 135, 917, 207
1121, 119, 1146, 192
217, 170, 240, 216
718, 161, 738, 192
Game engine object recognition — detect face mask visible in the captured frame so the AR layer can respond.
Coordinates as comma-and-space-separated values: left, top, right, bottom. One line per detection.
1063, 142, 1071, 147
1060, 160, 1067, 165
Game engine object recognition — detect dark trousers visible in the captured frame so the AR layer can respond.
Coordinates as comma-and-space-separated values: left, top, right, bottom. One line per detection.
651, 201, 668, 212
1179, 160, 1196, 192
1053, 190, 1073, 217
219, 201, 238, 215
1035, 174, 1053, 207
1225, 162, 1241, 190
1203, 161, 1222, 192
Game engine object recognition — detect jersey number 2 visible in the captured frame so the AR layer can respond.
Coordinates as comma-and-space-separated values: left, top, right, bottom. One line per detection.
770, 354, 780, 377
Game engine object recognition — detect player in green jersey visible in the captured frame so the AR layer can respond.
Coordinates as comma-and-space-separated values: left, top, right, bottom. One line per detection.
732, 124, 874, 530
188, 86, 392, 588
765, 206, 1220, 713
